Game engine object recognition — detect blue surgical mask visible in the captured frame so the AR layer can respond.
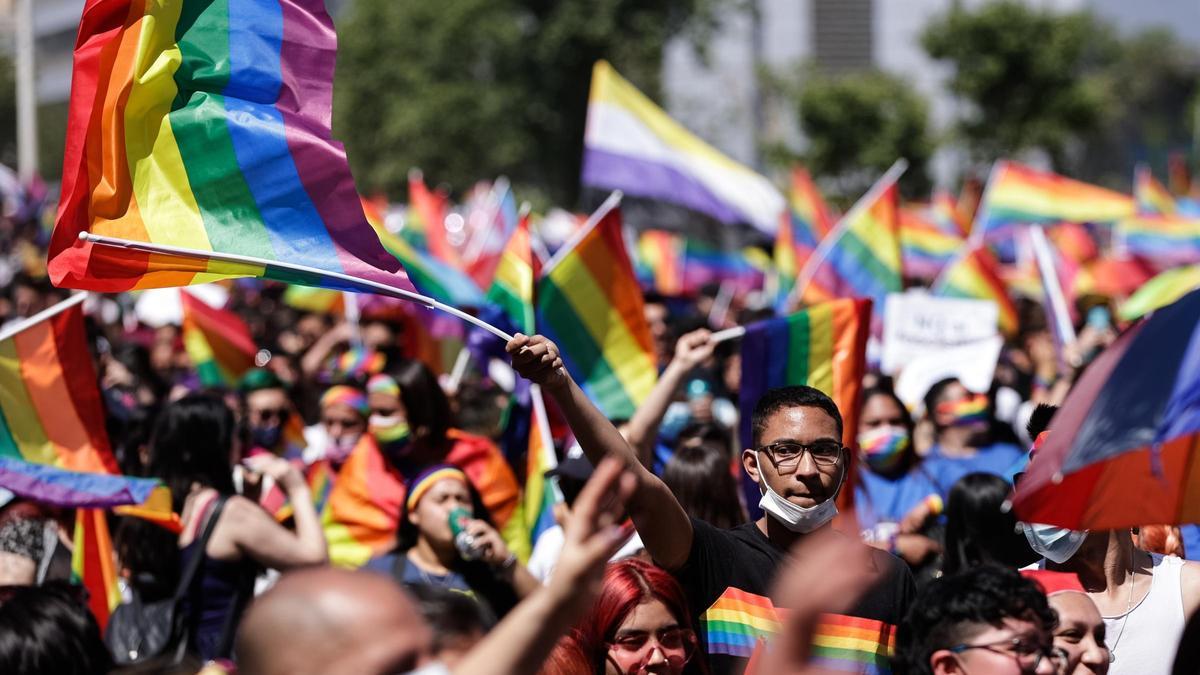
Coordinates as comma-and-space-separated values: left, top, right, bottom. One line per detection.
1023, 523, 1088, 563
250, 424, 283, 450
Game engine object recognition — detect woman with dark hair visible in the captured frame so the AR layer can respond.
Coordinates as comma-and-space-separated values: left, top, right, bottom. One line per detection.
558, 558, 704, 675
854, 385, 942, 570
365, 465, 538, 619
143, 394, 327, 660
323, 363, 521, 567
0, 581, 111, 675
661, 442, 745, 530
920, 377, 1023, 500
942, 472, 1037, 576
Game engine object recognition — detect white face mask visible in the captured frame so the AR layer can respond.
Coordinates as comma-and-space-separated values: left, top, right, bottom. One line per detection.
1023, 523, 1089, 564
756, 451, 840, 533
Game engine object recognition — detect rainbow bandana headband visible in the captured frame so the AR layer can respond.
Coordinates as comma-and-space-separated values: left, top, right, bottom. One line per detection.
937, 393, 989, 426
406, 465, 469, 511
857, 426, 910, 472
320, 385, 369, 417
367, 374, 402, 399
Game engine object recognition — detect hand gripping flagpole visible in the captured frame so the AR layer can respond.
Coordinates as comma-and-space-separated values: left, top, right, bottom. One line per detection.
76, 232, 515, 342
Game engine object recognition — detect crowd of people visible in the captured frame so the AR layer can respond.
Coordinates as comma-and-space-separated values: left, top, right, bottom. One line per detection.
1, 207, 1199, 675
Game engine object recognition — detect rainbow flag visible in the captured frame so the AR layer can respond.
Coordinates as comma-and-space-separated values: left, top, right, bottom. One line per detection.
0, 298, 117, 474
738, 299, 871, 513
1135, 165, 1177, 216
934, 245, 1019, 336
803, 176, 902, 315
702, 587, 782, 658
974, 161, 1135, 240
899, 204, 963, 280
406, 170, 460, 267
809, 614, 898, 673
681, 239, 765, 295
71, 508, 121, 631
114, 485, 182, 534
524, 390, 561, 547
465, 181, 520, 289
363, 198, 484, 307
282, 285, 344, 314
537, 206, 657, 419
49, 0, 413, 296
1115, 215, 1200, 267
486, 210, 537, 335
0, 456, 156, 508
1119, 265, 1200, 321
582, 61, 785, 235
180, 290, 256, 387
636, 230, 685, 296
931, 191, 970, 237
775, 167, 834, 302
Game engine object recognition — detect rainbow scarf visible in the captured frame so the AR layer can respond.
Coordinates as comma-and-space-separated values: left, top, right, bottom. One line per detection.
1135, 165, 1177, 216
71, 508, 121, 631
899, 205, 963, 280
0, 300, 117, 473
974, 161, 1135, 241
934, 245, 1019, 336
363, 198, 484, 307
537, 206, 657, 419
180, 290, 256, 387
937, 394, 990, 427
636, 230, 685, 297
486, 211, 537, 335
49, 0, 410, 295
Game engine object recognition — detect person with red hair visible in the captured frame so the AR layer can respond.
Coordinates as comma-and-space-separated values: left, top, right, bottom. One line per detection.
550, 559, 704, 675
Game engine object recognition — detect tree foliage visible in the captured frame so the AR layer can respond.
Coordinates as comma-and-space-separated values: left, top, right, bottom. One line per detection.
921, 1, 1117, 170
334, 0, 716, 205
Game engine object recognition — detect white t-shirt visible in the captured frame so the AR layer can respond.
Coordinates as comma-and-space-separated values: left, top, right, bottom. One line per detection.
527, 524, 645, 582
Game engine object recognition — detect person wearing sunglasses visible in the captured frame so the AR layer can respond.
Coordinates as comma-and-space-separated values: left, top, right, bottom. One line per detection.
895, 564, 1063, 675
508, 334, 913, 675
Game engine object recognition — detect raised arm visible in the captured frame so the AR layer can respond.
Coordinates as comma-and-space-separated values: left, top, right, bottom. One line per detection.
507, 334, 695, 570
622, 328, 714, 468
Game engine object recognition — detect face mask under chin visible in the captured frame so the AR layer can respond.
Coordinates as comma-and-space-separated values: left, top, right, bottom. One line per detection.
756, 451, 842, 534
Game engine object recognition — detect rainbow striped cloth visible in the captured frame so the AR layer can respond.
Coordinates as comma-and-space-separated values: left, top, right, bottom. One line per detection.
738, 299, 871, 512
181, 290, 256, 387
702, 587, 896, 672
1135, 165, 1177, 216
0, 299, 117, 473
523, 391, 561, 548
973, 160, 1134, 240
1115, 215, 1200, 267
72, 508, 121, 631
899, 204, 963, 280
636, 230, 686, 296
486, 210, 537, 335
776, 167, 834, 303
681, 239, 765, 295
1119, 265, 1200, 321
582, 61, 785, 236
930, 191, 970, 238
405, 171, 461, 267
934, 245, 1019, 336
364, 198, 484, 307
49, 0, 412, 296
0, 456, 156, 508
537, 206, 657, 419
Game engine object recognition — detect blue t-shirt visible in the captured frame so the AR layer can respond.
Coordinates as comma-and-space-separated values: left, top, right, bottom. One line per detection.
854, 465, 941, 532
922, 442, 1025, 499
364, 553, 472, 594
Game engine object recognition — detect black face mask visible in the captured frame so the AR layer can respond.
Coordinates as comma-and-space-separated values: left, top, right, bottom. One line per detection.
250, 424, 283, 450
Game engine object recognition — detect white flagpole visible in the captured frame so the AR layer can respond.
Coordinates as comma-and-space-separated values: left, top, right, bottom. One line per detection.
541, 191, 623, 277
0, 292, 88, 343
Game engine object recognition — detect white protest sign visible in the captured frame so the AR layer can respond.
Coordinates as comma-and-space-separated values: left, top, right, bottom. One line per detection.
881, 292, 999, 375
894, 335, 1004, 412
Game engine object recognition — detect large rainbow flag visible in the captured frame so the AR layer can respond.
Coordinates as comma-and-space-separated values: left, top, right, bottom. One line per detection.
582, 61, 785, 236
0, 297, 117, 474
899, 204, 962, 280
49, 0, 413, 296
973, 161, 1135, 241
72, 508, 121, 631
537, 206, 657, 419
362, 198, 483, 307
738, 299, 871, 513
1115, 215, 1200, 268
1135, 165, 1177, 216
485, 210, 537, 335
180, 290, 256, 387
934, 245, 1019, 336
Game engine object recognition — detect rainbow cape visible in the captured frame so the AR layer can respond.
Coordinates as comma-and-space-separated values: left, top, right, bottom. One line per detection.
1135, 165, 1177, 216
72, 508, 121, 631
537, 206, 657, 419
485, 210, 537, 335
181, 290, 256, 387
0, 298, 117, 473
973, 161, 1135, 240
899, 204, 962, 280
1115, 215, 1200, 267
636, 230, 686, 296
934, 245, 1019, 336
362, 198, 483, 307
49, 0, 412, 296
738, 299, 871, 513
582, 61, 785, 235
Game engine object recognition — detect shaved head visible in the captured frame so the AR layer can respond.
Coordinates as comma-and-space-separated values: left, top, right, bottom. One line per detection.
237, 568, 432, 675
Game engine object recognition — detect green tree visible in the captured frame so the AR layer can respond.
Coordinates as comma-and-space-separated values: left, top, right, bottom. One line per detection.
921, 1, 1117, 170
334, 0, 716, 205
768, 67, 932, 203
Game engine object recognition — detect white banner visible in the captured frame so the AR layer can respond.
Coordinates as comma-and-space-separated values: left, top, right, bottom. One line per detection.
881, 292, 1000, 375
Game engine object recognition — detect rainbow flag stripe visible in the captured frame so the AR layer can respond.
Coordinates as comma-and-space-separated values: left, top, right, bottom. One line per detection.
49, 0, 411, 295
524, 394, 560, 547
934, 246, 1019, 336
406, 171, 460, 267
0, 301, 117, 473
900, 205, 963, 280
810, 614, 897, 673
681, 239, 764, 295
364, 198, 483, 307
931, 191, 970, 238
1135, 165, 1177, 216
975, 161, 1135, 239
486, 211, 537, 335
816, 179, 902, 315
0, 456, 157, 508
702, 587, 782, 657
181, 290, 256, 387
537, 207, 657, 418
636, 230, 685, 296
1115, 216, 1200, 267
72, 508, 121, 630
738, 299, 871, 512
582, 61, 785, 235
282, 285, 344, 314
1119, 265, 1200, 321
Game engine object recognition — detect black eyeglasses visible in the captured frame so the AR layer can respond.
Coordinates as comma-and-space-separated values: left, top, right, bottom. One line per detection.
949, 636, 1067, 672
757, 440, 843, 474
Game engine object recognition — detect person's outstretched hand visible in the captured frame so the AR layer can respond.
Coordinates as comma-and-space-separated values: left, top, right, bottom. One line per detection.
507, 334, 570, 392
547, 457, 638, 618
671, 328, 715, 371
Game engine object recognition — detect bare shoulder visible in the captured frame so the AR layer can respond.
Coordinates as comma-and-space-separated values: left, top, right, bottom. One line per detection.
1179, 558, 1200, 616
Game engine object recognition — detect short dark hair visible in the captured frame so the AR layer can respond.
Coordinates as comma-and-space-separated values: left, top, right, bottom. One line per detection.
894, 565, 1057, 675
408, 583, 496, 648
1026, 404, 1058, 440
0, 582, 112, 674
750, 386, 843, 448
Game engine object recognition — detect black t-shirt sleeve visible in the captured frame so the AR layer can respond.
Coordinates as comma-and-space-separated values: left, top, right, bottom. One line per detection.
673, 517, 733, 617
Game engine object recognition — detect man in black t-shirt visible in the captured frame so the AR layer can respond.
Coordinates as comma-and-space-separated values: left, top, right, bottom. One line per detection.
508, 335, 914, 675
